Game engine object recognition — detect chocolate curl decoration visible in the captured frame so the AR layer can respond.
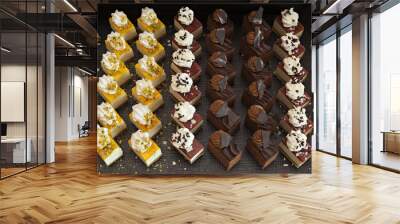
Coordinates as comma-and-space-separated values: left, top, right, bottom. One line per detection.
219, 131, 232, 148
214, 9, 228, 24
261, 130, 271, 148
211, 52, 228, 68
256, 110, 268, 124
218, 76, 228, 93
253, 27, 262, 49
215, 28, 226, 45
215, 101, 229, 118
256, 80, 265, 99
255, 57, 264, 72
252, 7, 263, 25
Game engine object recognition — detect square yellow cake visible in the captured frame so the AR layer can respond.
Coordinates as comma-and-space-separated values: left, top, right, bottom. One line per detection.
105, 31, 133, 62
97, 75, 128, 109
131, 79, 164, 111
101, 51, 131, 86
136, 31, 165, 61
128, 130, 162, 167
97, 127, 123, 166
135, 56, 166, 87
109, 10, 137, 41
129, 103, 162, 138
137, 7, 166, 39
97, 102, 127, 138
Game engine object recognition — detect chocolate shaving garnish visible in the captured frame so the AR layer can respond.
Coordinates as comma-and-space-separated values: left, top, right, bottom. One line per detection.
213, 9, 228, 24
253, 27, 262, 49
218, 76, 228, 92
256, 110, 268, 123
215, 101, 228, 118
256, 80, 265, 99
261, 130, 271, 148
210, 51, 227, 67
255, 57, 264, 72
252, 7, 263, 25
215, 28, 225, 45
219, 131, 232, 148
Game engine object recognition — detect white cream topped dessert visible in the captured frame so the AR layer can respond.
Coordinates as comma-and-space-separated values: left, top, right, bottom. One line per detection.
174, 101, 195, 123
171, 127, 194, 152
280, 32, 300, 55
106, 32, 126, 51
287, 107, 307, 128
171, 73, 193, 94
174, 29, 194, 47
130, 130, 152, 153
135, 79, 156, 99
283, 56, 302, 76
111, 10, 128, 27
97, 127, 111, 150
140, 7, 159, 26
101, 52, 120, 72
98, 75, 118, 95
281, 8, 299, 28
286, 130, 307, 152
172, 49, 195, 68
138, 55, 158, 75
177, 7, 194, 26
131, 103, 154, 126
138, 31, 158, 49
97, 102, 117, 126
285, 81, 305, 101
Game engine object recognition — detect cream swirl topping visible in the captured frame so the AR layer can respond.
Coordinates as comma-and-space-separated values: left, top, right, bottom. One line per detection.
285, 81, 304, 101
172, 49, 195, 68
135, 79, 156, 99
174, 101, 195, 123
131, 103, 154, 126
140, 7, 158, 25
98, 75, 118, 95
111, 10, 128, 27
286, 130, 307, 152
139, 31, 158, 49
177, 7, 194, 26
106, 32, 126, 51
97, 127, 111, 149
138, 55, 158, 75
171, 127, 194, 152
283, 56, 303, 76
281, 8, 299, 28
97, 102, 118, 126
280, 32, 300, 55
101, 52, 120, 72
174, 29, 194, 47
130, 130, 152, 153
288, 107, 307, 128
171, 73, 193, 94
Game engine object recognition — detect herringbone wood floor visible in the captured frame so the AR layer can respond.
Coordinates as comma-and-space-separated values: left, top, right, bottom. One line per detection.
0, 135, 400, 224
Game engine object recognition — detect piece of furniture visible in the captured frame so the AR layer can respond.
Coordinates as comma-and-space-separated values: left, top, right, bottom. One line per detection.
382, 131, 400, 154
79, 121, 90, 138
0, 138, 32, 164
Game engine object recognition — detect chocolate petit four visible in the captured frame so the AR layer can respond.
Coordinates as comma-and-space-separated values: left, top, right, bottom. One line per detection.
241, 56, 273, 84
129, 130, 162, 167
273, 32, 305, 60
170, 49, 202, 82
171, 127, 205, 164
207, 9, 234, 38
172, 29, 202, 57
274, 56, 308, 83
169, 73, 201, 105
245, 105, 276, 133
207, 100, 240, 135
137, 7, 166, 39
205, 28, 235, 60
273, 8, 304, 38
241, 80, 274, 112
246, 130, 279, 169
279, 130, 311, 168
206, 51, 236, 84
174, 7, 203, 39
109, 10, 137, 41
276, 80, 311, 109
208, 130, 242, 171
171, 101, 204, 133
206, 75, 236, 106
280, 107, 313, 135
242, 7, 272, 40
240, 27, 273, 64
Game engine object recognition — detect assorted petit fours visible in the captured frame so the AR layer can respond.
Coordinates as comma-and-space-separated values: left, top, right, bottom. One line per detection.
280, 107, 313, 136
97, 102, 126, 138
105, 31, 133, 62
274, 56, 308, 83
97, 127, 123, 166
171, 101, 204, 133
137, 7, 166, 39
276, 80, 311, 109
129, 103, 161, 138
169, 72, 202, 105
241, 80, 274, 112
174, 7, 203, 39
279, 130, 311, 168
241, 56, 273, 84
208, 130, 242, 171
97, 75, 128, 109
206, 51, 236, 84
109, 10, 137, 41
131, 79, 164, 112
129, 130, 162, 167
242, 7, 272, 40
171, 127, 205, 164
136, 31, 165, 61
240, 27, 273, 63
101, 52, 131, 86
172, 29, 202, 57
170, 49, 201, 82
135, 55, 166, 87
273, 32, 305, 60
273, 8, 304, 38
207, 9, 234, 38
206, 74, 236, 106
207, 100, 240, 135
205, 28, 235, 60
245, 105, 276, 133
246, 130, 279, 169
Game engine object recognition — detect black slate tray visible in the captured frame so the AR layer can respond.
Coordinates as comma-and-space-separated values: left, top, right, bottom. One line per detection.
97, 3, 313, 175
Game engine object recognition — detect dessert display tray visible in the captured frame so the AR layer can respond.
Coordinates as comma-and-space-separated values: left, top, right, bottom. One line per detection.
97, 3, 313, 175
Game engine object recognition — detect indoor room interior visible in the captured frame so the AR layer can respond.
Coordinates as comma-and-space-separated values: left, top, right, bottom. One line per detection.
0, 0, 400, 223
